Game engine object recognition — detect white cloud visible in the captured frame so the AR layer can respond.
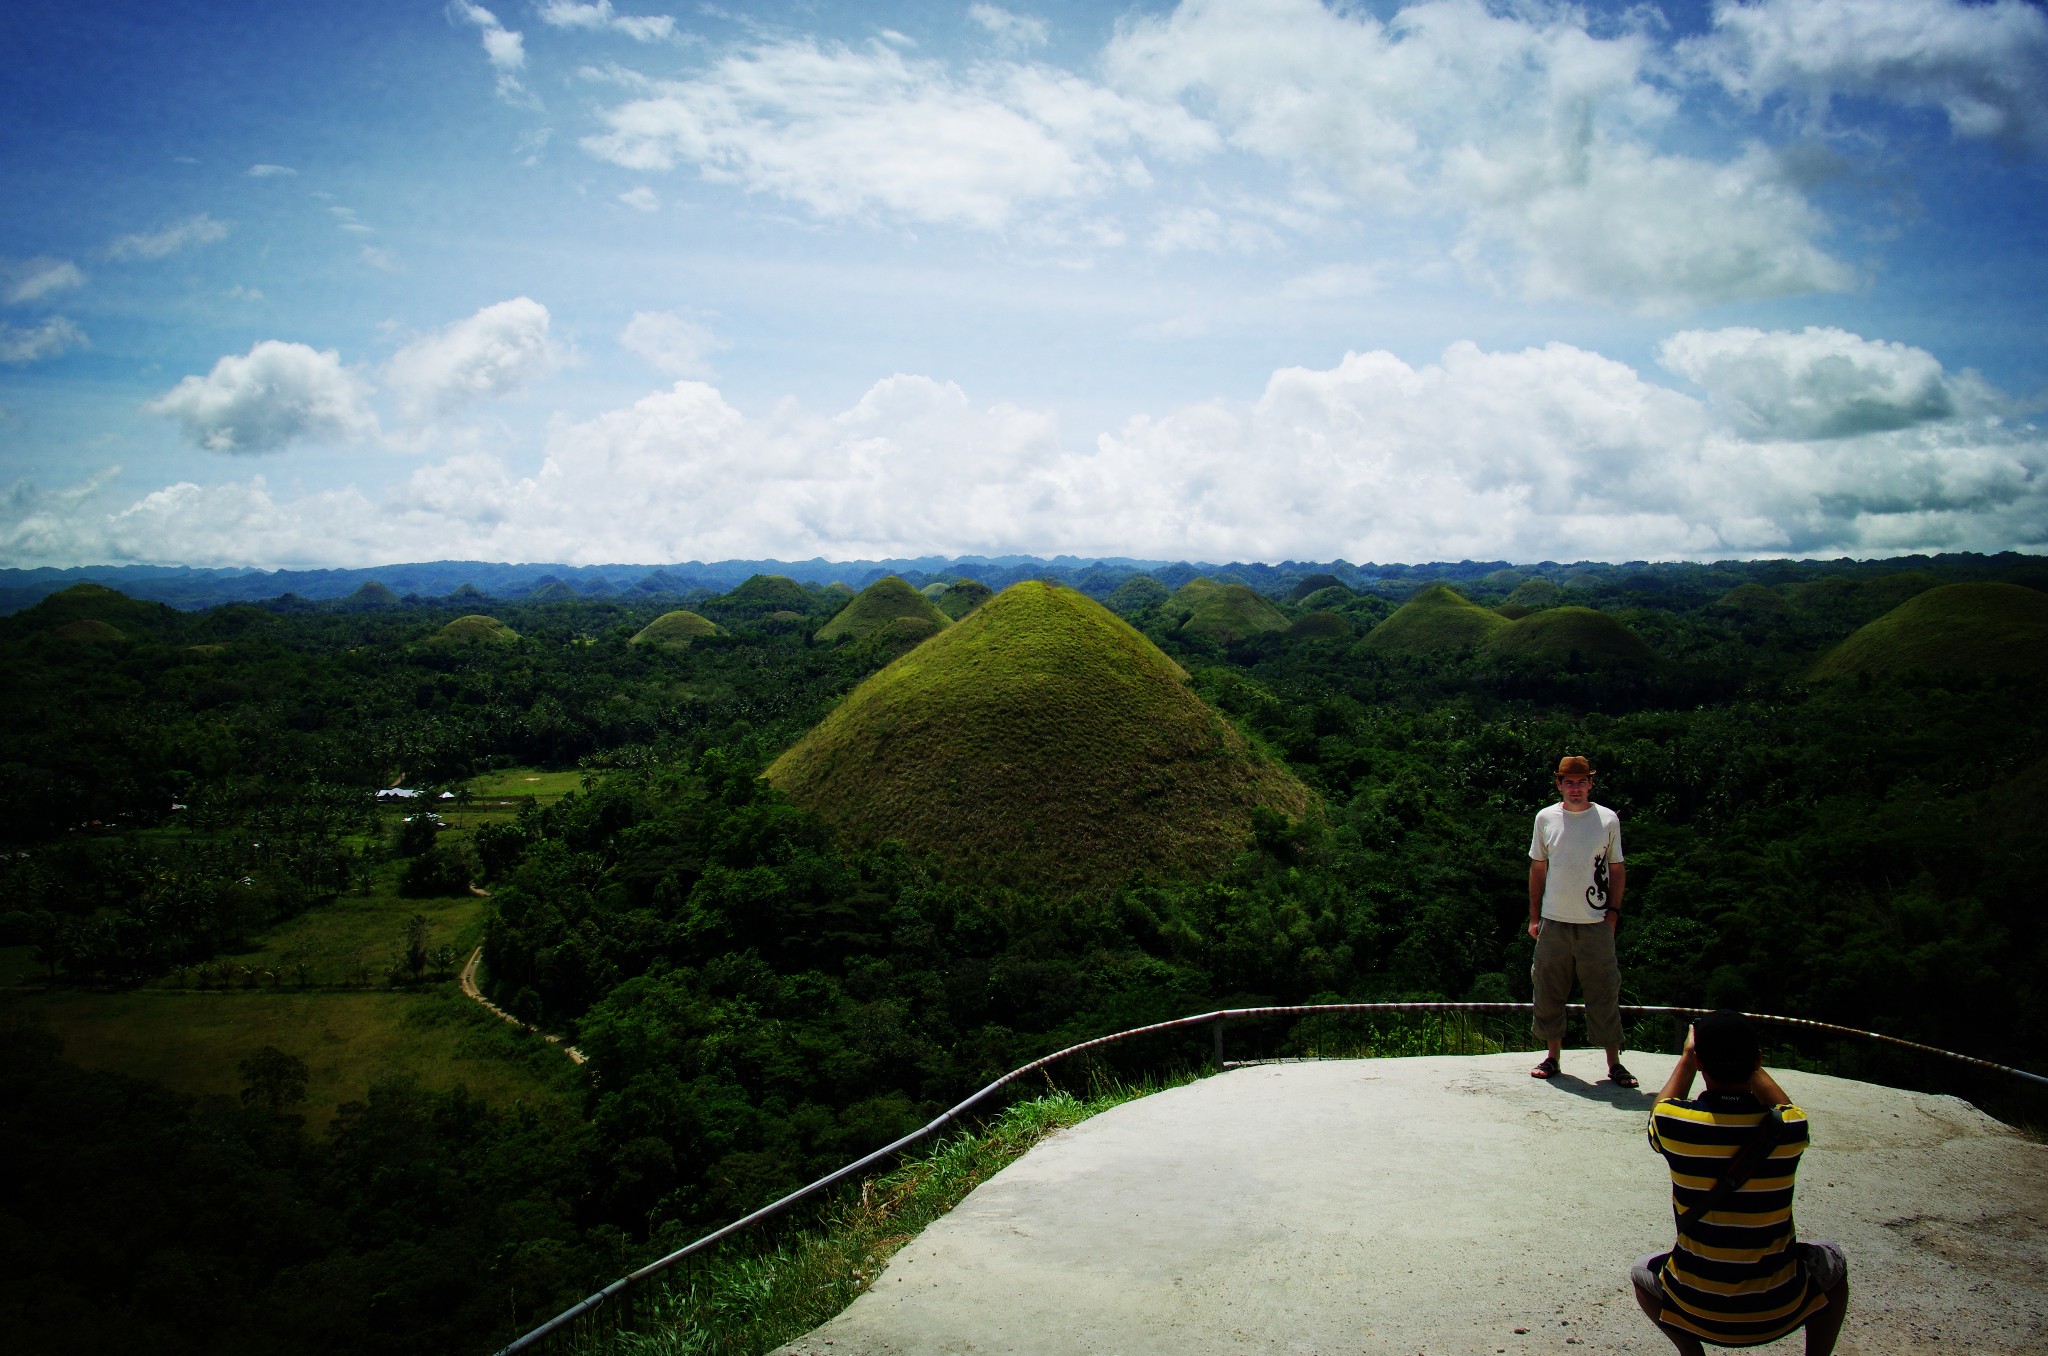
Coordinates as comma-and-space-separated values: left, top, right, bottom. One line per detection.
106, 213, 230, 261
580, 36, 1213, 229
1658, 326, 1986, 440
1146, 205, 1280, 254
1102, 0, 1851, 310
0, 317, 88, 364
969, 4, 1048, 51
146, 340, 376, 454
540, 1, 676, 43
620, 310, 720, 376
384, 297, 557, 418
618, 184, 660, 211
246, 163, 297, 177
1686, 0, 2048, 153
361, 246, 401, 273
47, 329, 2045, 566
451, 1, 533, 102
1448, 141, 1854, 313
5, 257, 86, 304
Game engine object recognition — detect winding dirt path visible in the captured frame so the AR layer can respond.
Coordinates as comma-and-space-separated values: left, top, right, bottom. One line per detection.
459, 947, 586, 1065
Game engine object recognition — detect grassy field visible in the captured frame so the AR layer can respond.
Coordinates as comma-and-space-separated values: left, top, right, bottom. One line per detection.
9, 983, 580, 1124
460, 766, 590, 804
215, 882, 486, 986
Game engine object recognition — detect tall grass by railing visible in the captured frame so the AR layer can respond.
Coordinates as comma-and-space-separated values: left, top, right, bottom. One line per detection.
578, 1074, 1182, 1356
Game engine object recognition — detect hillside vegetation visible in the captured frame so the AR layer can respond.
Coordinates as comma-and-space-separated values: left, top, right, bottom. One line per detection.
767, 581, 1311, 888
815, 576, 953, 643
1359, 583, 1508, 653
1811, 582, 2048, 679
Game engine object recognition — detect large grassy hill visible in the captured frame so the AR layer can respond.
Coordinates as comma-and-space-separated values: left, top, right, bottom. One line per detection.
1358, 584, 1508, 653
1163, 578, 1291, 645
9, 582, 176, 641
711, 573, 818, 620
1810, 582, 2048, 680
432, 614, 518, 647
630, 610, 721, 649
1481, 606, 1656, 668
816, 576, 953, 643
765, 581, 1312, 890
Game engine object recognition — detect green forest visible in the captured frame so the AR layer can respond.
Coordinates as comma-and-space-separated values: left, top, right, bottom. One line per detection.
2, 553, 2044, 1355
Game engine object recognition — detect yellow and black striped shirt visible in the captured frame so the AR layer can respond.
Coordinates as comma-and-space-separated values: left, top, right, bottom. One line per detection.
1646, 1092, 1827, 1346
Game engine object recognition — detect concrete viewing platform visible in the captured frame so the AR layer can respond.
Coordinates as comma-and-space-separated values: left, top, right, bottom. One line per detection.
776, 1050, 2048, 1355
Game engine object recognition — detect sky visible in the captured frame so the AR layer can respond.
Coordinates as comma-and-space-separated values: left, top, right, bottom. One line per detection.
1, 0, 2045, 570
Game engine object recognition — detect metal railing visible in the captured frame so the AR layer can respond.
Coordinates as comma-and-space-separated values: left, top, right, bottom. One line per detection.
496, 1001, 2047, 1355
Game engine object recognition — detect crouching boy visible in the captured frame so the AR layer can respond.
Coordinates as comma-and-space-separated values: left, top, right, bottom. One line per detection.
1633, 1010, 1850, 1354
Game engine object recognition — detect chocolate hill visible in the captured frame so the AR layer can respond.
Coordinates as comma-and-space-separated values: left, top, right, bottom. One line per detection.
1810, 582, 2048, 680
765, 581, 1312, 890
816, 576, 952, 643
630, 610, 721, 649
1358, 584, 1507, 653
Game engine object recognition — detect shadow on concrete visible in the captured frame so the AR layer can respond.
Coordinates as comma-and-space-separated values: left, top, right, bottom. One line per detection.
1536, 1071, 1654, 1110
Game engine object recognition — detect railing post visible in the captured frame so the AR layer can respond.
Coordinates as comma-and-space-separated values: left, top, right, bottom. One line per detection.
1212, 1016, 1226, 1072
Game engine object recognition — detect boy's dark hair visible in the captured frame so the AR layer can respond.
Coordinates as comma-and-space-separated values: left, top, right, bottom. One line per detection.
1694, 1008, 1761, 1084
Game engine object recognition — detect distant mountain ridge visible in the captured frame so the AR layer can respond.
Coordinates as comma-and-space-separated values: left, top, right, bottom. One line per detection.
0, 550, 2040, 614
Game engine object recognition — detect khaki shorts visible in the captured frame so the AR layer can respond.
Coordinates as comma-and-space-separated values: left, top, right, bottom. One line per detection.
1530, 919, 1622, 1046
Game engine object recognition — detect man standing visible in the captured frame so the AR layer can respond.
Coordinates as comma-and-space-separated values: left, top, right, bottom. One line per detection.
1527, 754, 1633, 1086
1632, 1012, 1849, 1353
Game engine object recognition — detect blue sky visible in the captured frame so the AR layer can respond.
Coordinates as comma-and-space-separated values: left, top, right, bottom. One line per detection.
2, 0, 2045, 568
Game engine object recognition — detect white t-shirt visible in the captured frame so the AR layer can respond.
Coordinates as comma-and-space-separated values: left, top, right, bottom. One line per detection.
1529, 802, 1624, 924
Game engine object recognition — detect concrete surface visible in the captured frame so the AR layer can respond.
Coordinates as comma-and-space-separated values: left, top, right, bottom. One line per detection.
774, 1050, 2048, 1355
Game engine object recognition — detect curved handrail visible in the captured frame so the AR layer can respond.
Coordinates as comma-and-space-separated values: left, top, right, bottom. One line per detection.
495, 1000, 2046, 1354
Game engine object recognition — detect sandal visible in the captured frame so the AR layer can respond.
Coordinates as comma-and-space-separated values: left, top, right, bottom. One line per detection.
1531, 1055, 1561, 1079
1608, 1063, 1639, 1089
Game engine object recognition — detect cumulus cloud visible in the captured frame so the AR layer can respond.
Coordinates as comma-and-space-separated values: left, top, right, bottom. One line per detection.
384, 297, 557, 418
618, 184, 660, 211
0, 317, 88, 365
39, 328, 2041, 567
145, 340, 376, 453
969, 4, 1049, 51
1686, 0, 2048, 153
540, 1, 675, 43
1658, 326, 1984, 440
1104, 0, 1852, 311
106, 213, 230, 261
581, 35, 1213, 229
451, 1, 532, 102
620, 310, 719, 377
246, 163, 297, 177
5, 257, 85, 304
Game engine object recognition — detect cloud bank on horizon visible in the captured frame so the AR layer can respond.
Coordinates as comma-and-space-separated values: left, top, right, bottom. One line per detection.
1, 0, 2044, 569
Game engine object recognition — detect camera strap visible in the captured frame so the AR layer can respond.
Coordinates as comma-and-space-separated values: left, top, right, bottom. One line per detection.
1676, 1105, 1787, 1240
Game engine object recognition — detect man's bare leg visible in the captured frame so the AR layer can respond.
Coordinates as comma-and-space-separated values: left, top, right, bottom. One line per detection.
1804, 1281, 1848, 1356
1632, 1278, 1704, 1356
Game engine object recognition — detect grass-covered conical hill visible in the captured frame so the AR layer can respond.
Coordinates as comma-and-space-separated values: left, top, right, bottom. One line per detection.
631, 610, 721, 649
1358, 584, 1507, 654
816, 576, 953, 643
1810, 583, 2048, 680
765, 581, 1313, 890
1504, 577, 1562, 609
432, 614, 518, 647
9, 583, 174, 641
1480, 606, 1655, 668
935, 579, 993, 619
1164, 578, 1291, 645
